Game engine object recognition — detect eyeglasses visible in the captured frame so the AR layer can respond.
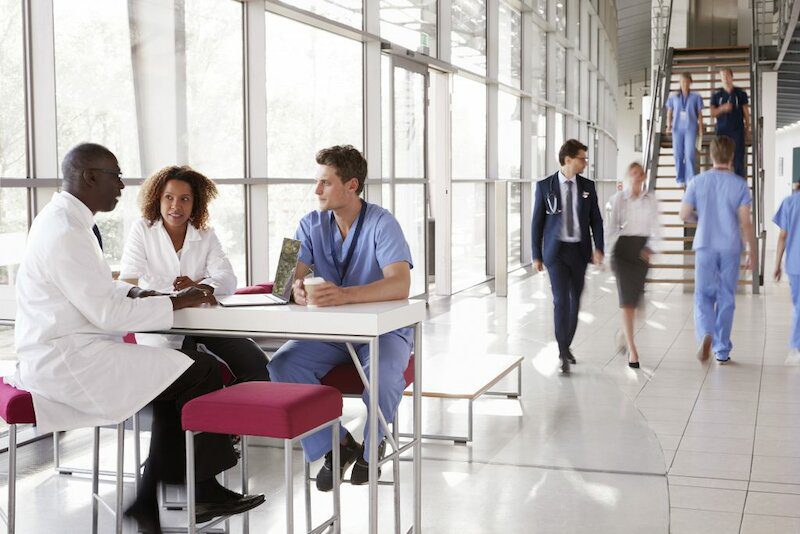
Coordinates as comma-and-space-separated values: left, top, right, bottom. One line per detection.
86, 168, 123, 179
574, 157, 590, 162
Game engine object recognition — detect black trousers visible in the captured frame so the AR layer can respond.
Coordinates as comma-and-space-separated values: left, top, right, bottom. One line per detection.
545, 242, 588, 355
182, 336, 270, 384
141, 349, 238, 497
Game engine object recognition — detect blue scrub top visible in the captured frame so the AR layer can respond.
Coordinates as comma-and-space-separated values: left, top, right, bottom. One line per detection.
666, 91, 703, 132
711, 87, 749, 135
773, 193, 800, 275
295, 201, 414, 342
683, 169, 752, 253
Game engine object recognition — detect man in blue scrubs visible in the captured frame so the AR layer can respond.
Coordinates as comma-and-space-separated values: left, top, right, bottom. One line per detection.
666, 73, 704, 187
268, 145, 413, 491
710, 67, 751, 179
680, 136, 756, 363
773, 188, 800, 363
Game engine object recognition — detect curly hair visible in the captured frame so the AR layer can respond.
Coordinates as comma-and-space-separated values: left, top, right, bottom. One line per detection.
139, 165, 218, 230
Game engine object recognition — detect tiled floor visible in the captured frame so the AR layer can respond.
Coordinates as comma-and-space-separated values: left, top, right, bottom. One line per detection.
1, 266, 799, 532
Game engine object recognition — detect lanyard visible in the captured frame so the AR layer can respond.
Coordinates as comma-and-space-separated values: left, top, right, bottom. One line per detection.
680, 92, 687, 111
330, 200, 368, 286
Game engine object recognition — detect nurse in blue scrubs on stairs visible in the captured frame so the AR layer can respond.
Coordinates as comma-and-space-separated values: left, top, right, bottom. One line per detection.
666, 72, 704, 188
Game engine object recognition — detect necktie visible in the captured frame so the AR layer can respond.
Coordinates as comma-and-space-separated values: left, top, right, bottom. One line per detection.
565, 181, 574, 238
92, 224, 103, 251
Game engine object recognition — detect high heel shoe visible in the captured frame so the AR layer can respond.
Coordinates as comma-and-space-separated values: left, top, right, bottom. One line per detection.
628, 361, 640, 368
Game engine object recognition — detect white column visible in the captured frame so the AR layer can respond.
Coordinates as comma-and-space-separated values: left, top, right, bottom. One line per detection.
486, 0, 499, 279
494, 180, 508, 296
430, 70, 452, 296
363, 0, 383, 205
762, 71, 778, 256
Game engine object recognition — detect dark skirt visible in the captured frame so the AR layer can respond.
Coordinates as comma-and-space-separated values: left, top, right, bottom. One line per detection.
611, 236, 650, 307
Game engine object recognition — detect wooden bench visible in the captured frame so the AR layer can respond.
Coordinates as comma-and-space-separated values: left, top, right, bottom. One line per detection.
401, 354, 523, 444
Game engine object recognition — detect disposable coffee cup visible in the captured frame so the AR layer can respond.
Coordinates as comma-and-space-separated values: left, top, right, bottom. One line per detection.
303, 277, 325, 307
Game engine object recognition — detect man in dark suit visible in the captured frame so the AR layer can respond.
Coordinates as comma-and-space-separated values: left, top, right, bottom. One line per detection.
532, 139, 605, 374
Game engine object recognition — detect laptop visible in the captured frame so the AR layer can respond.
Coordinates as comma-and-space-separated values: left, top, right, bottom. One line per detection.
218, 238, 301, 307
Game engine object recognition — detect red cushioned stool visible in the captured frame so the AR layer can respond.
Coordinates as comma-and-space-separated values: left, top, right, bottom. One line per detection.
0, 382, 127, 534
182, 382, 343, 534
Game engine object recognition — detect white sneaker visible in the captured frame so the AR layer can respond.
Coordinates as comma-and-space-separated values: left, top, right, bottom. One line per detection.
785, 349, 800, 365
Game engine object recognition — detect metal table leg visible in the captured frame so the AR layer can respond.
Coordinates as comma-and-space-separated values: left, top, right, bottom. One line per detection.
413, 322, 422, 533
368, 337, 379, 534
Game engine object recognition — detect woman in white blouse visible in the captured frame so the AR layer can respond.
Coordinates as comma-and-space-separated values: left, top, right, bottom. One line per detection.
120, 165, 269, 382
606, 162, 660, 368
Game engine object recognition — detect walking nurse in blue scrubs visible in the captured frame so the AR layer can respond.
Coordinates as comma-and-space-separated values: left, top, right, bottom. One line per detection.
773, 186, 800, 364
679, 136, 757, 364
666, 73, 704, 187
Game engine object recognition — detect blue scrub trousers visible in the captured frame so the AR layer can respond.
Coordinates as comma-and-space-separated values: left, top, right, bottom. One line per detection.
719, 128, 746, 178
672, 127, 698, 185
790, 275, 800, 350
268, 333, 412, 462
694, 249, 741, 360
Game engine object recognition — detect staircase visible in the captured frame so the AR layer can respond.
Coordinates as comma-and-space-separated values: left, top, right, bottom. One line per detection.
645, 46, 757, 288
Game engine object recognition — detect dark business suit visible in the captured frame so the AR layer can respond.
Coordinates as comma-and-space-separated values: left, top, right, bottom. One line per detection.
531, 172, 604, 358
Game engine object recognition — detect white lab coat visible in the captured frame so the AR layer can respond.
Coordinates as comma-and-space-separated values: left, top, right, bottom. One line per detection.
8, 192, 191, 433
119, 218, 236, 348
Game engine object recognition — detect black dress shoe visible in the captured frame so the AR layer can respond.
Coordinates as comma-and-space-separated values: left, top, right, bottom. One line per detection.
196, 493, 266, 524
350, 438, 386, 485
567, 351, 576, 364
628, 361, 640, 369
316, 432, 362, 492
559, 354, 571, 374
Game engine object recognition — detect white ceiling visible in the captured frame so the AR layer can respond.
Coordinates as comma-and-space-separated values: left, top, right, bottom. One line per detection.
616, 0, 652, 86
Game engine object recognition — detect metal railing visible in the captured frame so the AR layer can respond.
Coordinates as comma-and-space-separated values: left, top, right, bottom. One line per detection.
644, 0, 674, 193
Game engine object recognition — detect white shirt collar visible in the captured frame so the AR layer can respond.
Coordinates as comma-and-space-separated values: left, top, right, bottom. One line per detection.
55, 191, 95, 229
558, 171, 577, 186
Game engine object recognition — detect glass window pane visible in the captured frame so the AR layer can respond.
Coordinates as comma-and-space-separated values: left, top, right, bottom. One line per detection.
452, 76, 486, 180
498, 3, 521, 88
554, 112, 565, 154
185, 0, 244, 178
394, 68, 426, 179
280, 0, 362, 29
555, 0, 566, 35
0, 0, 26, 178
508, 182, 521, 270
554, 43, 566, 108
94, 187, 141, 269
380, 0, 437, 55
531, 23, 547, 99
498, 92, 520, 180
535, 0, 547, 18
54, 0, 141, 178
0, 189, 27, 287
532, 106, 547, 179
452, 183, 486, 291
382, 56, 392, 179
267, 183, 319, 275
451, 0, 486, 75
209, 184, 246, 284
394, 184, 425, 296
266, 14, 363, 178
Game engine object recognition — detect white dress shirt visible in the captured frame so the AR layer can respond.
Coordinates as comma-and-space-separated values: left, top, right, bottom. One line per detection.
558, 171, 582, 242
605, 188, 660, 256
120, 217, 237, 348
8, 192, 190, 433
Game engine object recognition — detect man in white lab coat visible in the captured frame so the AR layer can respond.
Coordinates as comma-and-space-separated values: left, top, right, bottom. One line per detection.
10, 143, 264, 533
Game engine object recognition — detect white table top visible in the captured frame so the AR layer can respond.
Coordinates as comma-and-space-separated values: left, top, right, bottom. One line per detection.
165, 299, 426, 338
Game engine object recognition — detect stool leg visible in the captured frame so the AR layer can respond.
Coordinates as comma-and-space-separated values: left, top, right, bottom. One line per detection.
332, 421, 341, 534
133, 412, 141, 496
392, 417, 401, 534
115, 423, 125, 534
241, 436, 250, 534
284, 439, 293, 534
185, 431, 196, 534
8, 424, 16, 534
303, 459, 311, 532
91, 427, 100, 534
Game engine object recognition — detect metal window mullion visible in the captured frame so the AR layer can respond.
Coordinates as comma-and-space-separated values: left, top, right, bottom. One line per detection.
244, 0, 269, 284
519, 9, 533, 268
486, 0, 499, 280
363, 0, 382, 207
438, 0, 452, 65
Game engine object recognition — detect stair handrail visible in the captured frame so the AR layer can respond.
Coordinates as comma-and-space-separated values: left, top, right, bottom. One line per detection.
644, 0, 674, 194
751, 0, 766, 293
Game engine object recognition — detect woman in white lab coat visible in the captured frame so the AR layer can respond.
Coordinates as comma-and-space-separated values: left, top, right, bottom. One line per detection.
120, 166, 269, 383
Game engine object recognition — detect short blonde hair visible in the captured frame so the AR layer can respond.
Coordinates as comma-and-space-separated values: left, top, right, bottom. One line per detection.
710, 136, 735, 166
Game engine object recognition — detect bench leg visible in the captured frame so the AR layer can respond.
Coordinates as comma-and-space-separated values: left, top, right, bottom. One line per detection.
8, 424, 16, 534
185, 431, 197, 534
284, 439, 293, 534
91, 427, 100, 534
241, 436, 250, 534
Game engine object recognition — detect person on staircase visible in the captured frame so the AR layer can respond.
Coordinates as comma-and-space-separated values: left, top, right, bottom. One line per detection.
606, 162, 659, 368
666, 73, 704, 188
679, 136, 756, 364
710, 67, 751, 179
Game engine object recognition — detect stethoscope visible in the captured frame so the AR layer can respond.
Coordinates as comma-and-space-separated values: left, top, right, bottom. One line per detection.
546, 179, 561, 215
